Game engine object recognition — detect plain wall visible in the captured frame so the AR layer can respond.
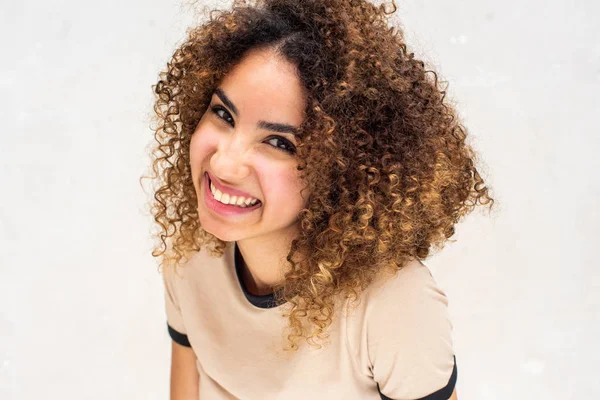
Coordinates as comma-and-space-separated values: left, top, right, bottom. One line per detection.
1, 0, 598, 398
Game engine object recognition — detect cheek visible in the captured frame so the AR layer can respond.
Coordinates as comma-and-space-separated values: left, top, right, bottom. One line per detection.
189, 124, 218, 168
261, 168, 307, 208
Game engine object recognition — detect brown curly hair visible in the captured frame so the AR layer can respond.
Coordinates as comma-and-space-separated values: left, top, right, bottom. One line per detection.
141, 0, 495, 352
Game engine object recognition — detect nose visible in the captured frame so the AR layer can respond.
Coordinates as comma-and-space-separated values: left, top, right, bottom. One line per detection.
209, 135, 251, 183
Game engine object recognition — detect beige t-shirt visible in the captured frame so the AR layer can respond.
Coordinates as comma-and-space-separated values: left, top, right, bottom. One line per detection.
162, 241, 457, 400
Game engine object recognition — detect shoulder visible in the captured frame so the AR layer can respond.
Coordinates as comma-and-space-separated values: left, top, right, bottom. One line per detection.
162, 245, 218, 281
363, 258, 453, 347
361, 259, 457, 399
366, 258, 450, 316
161, 249, 207, 296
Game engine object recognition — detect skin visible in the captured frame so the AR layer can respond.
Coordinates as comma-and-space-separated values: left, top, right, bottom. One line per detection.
189, 47, 309, 295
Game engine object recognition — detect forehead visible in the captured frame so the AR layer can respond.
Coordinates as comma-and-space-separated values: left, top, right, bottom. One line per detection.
217, 49, 307, 121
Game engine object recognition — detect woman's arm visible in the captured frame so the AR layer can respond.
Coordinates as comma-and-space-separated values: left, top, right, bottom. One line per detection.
170, 340, 199, 400
449, 387, 458, 400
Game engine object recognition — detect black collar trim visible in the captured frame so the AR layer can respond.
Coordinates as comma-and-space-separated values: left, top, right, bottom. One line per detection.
233, 242, 278, 309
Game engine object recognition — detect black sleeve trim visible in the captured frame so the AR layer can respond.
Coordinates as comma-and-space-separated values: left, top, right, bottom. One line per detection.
379, 355, 457, 400
167, 323, 191, 347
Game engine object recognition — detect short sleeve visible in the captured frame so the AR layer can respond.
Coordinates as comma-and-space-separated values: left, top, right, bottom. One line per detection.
162, 265, 191, 347
367, 262, 457, 400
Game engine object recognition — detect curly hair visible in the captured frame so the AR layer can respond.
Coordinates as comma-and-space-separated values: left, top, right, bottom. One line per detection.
141, 0, 495, 352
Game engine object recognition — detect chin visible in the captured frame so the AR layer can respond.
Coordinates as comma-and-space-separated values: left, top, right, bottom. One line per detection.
209, 232, 233, 242
199, 220, 242, 243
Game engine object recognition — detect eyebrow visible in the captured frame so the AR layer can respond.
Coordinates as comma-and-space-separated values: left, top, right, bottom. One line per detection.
214, 88, 300, 136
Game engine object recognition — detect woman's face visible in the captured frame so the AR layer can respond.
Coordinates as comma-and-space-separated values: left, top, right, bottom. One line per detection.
190, 48, 309, 243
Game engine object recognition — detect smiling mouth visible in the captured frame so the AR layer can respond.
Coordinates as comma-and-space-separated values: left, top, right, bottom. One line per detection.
205, 173, 262, 209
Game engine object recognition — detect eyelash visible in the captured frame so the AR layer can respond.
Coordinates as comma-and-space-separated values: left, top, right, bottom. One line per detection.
210, 105, 297, 155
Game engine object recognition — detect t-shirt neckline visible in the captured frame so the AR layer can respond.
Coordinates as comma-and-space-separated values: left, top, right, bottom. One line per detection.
233, 242, 279, 309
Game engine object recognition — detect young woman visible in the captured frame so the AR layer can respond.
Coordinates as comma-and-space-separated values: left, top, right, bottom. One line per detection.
144, 1, 494, 399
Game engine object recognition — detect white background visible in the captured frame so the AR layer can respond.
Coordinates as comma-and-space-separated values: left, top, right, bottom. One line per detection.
1, 0, 598, 398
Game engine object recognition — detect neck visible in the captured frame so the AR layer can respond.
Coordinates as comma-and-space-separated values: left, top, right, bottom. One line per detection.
234, 229, 303, 296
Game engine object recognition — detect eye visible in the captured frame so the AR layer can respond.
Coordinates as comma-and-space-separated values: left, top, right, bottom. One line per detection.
265, 136, 297, 155
210, 105, 234, 126
210, 106, 296, 154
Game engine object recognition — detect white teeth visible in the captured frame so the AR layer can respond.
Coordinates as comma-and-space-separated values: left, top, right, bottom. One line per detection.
210, 180, 259, 207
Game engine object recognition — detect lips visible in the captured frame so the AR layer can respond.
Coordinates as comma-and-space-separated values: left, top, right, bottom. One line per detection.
203, 172, 263, 216
205, 172, 261, 203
